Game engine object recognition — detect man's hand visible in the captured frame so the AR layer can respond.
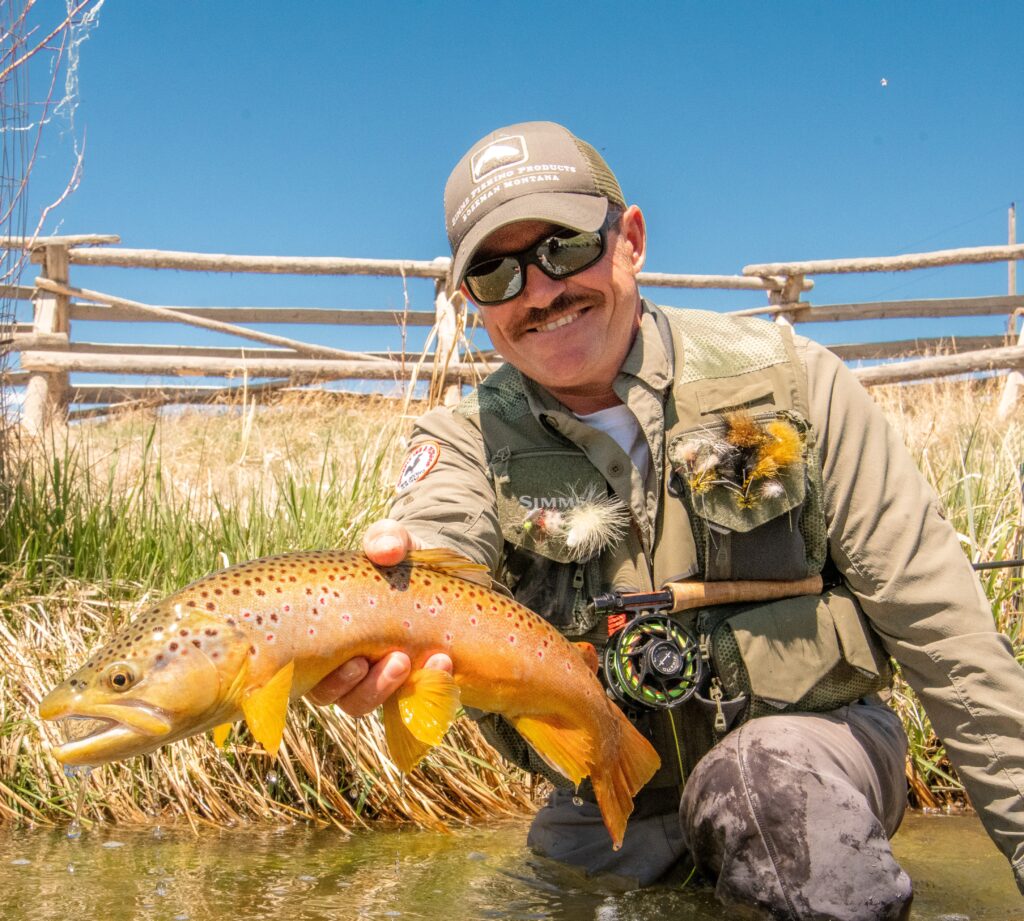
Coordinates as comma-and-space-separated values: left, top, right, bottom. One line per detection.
306, 520, 453, 715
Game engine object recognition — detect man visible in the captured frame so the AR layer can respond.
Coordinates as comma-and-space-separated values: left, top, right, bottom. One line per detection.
311, 121, 1024, 920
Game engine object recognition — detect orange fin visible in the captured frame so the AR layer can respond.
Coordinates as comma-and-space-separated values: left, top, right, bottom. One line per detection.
510, 715, 593, 787
382, 667, 461, 772
405, 548, 491, 587
241, 660, 294, 757
589, 704, 662, 850
212, 723, 233, 749
574, 642, 599, 674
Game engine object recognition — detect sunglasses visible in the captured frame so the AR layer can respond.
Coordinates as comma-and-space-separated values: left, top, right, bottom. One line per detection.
463, 224, 610, 305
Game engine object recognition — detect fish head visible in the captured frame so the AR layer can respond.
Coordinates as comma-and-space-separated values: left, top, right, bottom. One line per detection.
39, 599, 251, 767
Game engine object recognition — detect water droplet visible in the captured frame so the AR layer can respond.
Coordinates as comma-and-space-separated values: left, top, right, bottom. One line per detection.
10, 858, 30, 866
103, 840, 125, 849
152, 826, 165, 839
572, 796, 584, 807
66, 821, 82, 841
155, 883, 168, 897
66, 863, 75, 874
265, 770, 279, 786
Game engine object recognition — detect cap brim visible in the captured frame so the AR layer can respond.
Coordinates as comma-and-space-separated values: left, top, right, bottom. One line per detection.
449, 193, 609, 294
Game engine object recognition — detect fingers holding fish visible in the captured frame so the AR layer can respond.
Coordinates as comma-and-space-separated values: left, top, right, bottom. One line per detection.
309, 651, 454, 717
362, 519, 421, 566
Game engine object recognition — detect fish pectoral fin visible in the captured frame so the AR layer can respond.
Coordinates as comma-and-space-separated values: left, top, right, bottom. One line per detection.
405, 549, 491, 587
511, 715, 592, 787
382, 668, 460, 772
212, 723, 233, 749
241, 660, 294, 757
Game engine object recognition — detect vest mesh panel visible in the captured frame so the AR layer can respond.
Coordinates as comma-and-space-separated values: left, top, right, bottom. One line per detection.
663, 309, 789, 383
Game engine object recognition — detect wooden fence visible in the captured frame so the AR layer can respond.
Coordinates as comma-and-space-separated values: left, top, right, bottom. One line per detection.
2, 230, 1023, 433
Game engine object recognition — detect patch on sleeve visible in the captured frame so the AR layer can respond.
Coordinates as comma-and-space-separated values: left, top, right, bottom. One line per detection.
396, 441, 441, 494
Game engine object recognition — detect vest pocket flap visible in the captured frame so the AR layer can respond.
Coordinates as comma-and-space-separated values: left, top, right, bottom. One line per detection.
493, 451, 610, 564
825, 586, 886, 677
668, 411, 809, 535
727, 595, 841, 705
685, 466, 806, 534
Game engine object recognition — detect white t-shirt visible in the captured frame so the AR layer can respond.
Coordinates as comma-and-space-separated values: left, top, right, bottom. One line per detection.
575, 403, 651, 480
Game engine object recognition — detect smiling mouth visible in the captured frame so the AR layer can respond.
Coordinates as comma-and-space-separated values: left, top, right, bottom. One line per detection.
530, 308, 588, 334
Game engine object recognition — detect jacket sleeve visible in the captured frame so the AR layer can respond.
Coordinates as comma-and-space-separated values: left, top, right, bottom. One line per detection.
802, 337, 1024, 888
387, 406, 504, 574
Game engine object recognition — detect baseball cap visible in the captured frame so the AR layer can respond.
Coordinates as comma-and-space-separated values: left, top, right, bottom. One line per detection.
444, 121, 626, 290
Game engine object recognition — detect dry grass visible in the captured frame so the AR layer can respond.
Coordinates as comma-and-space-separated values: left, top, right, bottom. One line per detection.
0, 377, 1020, 827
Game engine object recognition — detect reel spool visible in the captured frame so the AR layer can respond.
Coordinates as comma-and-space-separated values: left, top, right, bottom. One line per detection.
603, 614, 703, 710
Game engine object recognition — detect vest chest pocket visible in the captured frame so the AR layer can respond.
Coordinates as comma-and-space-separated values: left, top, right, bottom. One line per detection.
491, 449, 612, 636
667, 410, 825, 581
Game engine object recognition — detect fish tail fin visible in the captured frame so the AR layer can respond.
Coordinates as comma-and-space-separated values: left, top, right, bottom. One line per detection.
588, 703, 661, 850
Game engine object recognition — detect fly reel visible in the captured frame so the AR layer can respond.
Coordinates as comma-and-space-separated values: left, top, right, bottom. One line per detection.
602, 613, 703, 710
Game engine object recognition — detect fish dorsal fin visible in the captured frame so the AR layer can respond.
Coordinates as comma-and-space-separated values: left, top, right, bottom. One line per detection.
212, 723, 233, 749
381, 667, 461, 772
574, 642, 599, 674
405, 549, 491, 587
241, 660, 294, 757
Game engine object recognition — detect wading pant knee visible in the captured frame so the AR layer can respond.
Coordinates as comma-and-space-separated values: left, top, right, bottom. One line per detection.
679, 702, 911, 921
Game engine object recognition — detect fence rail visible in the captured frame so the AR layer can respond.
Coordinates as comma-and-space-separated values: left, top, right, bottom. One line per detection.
1, 229, 1021, 432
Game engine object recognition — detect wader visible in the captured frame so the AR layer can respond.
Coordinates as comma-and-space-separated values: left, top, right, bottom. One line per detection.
454, 305, 912, 920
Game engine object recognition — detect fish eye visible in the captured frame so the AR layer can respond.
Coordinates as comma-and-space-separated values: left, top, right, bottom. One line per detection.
106, 664, 136, 692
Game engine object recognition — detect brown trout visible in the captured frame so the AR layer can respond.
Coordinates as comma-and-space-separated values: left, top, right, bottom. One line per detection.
39, 549, 660, 848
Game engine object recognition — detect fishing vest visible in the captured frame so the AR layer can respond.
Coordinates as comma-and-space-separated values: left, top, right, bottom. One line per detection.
456, 304, 891, 789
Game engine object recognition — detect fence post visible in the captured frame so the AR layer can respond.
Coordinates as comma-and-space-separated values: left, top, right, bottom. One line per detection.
22, 244, 70, 433
769, 274, 805, 328
998, 204, 1020, 421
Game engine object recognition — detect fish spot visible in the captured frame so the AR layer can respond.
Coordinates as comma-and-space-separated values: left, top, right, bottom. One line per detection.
270, 613, 279, 623
232, 588, 240, 596
469, 616, 478, 626
341, 613, 352, 623
508, 634, 516, 644
283, 604, 291, 613
192, 640, 201, 648
445, 632, 454, 643
169, 642, 179, 651
368, 598, 377, 607
308, 627, 316, 636
537, 650, 544, 658
402, 620, 411, 630
266, 634, 275, 642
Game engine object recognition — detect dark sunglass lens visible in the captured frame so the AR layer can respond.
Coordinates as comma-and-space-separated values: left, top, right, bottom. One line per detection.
538, 231, 603, 276
465, 256, 523, 303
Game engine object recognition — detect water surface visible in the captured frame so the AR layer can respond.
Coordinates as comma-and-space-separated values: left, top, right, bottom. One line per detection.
0, 812, 1018, 920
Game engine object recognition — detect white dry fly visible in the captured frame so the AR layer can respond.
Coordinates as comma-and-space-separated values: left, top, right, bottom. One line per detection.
560, 487, 631, 561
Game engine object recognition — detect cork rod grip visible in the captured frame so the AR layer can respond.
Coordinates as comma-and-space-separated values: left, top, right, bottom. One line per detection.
664, 574, 824, 613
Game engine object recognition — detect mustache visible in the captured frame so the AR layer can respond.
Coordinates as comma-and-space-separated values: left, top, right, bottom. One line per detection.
509, 293, 594, 339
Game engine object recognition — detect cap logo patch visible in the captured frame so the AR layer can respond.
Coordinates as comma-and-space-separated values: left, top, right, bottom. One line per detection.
396, 441, 441, 494
471, 135, 528, 182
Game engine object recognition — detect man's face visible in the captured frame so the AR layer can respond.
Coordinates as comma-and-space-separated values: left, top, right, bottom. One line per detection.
462, 205, 647, 412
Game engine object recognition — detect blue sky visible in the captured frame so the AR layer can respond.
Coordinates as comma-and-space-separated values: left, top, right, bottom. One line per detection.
17, 1, 1024, 387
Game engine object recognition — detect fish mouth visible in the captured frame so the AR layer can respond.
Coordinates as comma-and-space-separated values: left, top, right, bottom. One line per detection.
40, 696, 174, 767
